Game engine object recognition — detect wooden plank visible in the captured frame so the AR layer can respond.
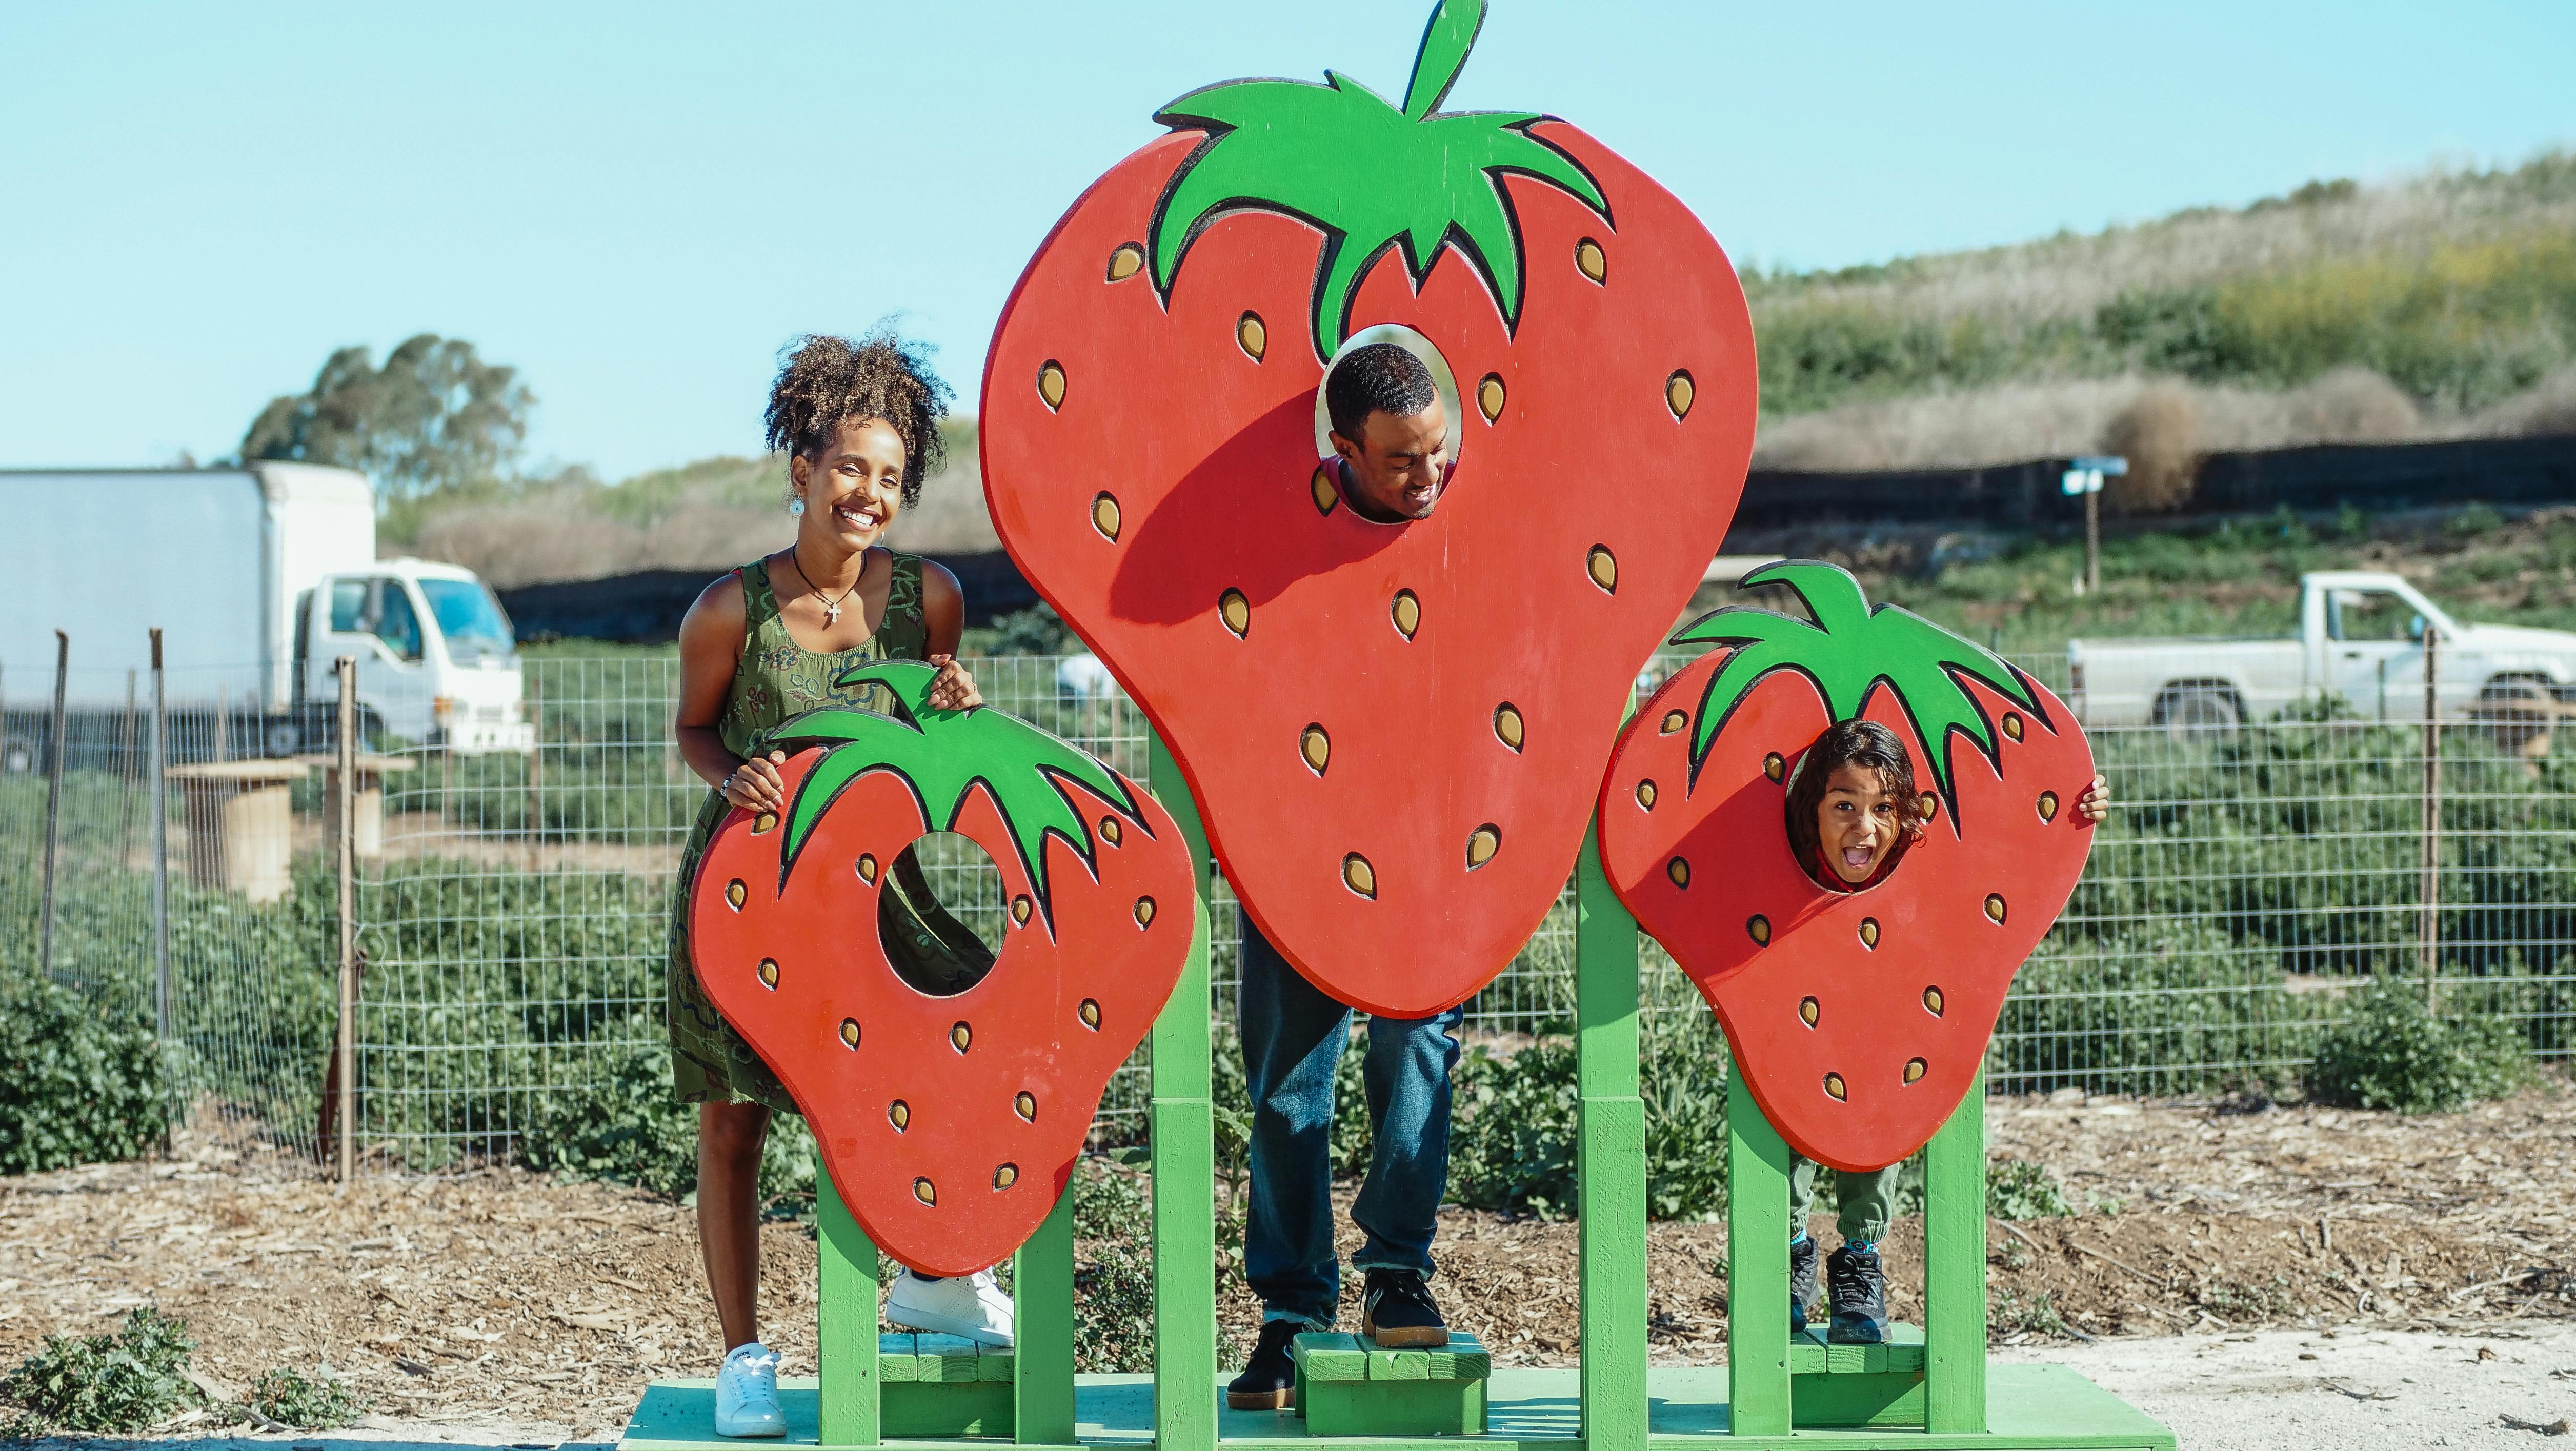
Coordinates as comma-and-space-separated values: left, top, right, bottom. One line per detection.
912, 1334, 980, 1383
1369, 1348, 1431, 1381
1424, 1336, 1493, 1382
1147, 732, 1218, 1451
975, 1346, 1017, 1384
1291, 1332, 1369, 1382
815, 1155, 880, 1446
1726, 1046, 1794, 1436
1012, 1187, 1075, 1442
1924, 1069, 1990, 1433
1574, 819, 1649, 1451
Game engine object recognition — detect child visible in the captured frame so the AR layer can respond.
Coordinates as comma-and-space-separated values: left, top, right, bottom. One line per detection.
1779, 719, 2108, 1342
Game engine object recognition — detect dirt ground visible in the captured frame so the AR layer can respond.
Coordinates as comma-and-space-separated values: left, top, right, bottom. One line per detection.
7, 1077, 2576, 1442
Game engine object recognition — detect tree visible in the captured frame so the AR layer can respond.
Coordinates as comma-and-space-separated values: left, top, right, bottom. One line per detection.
240, 334, 533, 499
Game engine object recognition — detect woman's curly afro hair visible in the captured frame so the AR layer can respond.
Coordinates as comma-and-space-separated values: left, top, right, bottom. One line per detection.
764, 329, 953, 506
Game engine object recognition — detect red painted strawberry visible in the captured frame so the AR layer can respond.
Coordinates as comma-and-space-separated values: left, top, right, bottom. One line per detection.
1597, 563, 2097, 1172
688, 662, 1194, 1275
980, 0, 1755, 1016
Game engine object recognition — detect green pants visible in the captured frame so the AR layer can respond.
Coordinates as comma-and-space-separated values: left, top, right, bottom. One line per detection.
1788, 1155, 1897, 1243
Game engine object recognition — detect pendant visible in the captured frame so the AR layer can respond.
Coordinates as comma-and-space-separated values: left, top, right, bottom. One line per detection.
822, 603, 841, 625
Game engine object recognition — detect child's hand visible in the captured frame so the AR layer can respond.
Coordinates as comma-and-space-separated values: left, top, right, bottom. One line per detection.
723, 749, 790, 813
2076, 774, 2111, 822
927, 654, 983, 712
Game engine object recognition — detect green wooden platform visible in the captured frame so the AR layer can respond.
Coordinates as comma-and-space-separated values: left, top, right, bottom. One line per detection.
620, 1363, 2175, 1449
1290, 1332, 1492, 1436
876, 1334, 1016, 1438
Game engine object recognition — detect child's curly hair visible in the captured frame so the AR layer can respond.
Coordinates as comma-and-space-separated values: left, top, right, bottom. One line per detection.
764, 329, 952, 505
1783, 718, 1928, 883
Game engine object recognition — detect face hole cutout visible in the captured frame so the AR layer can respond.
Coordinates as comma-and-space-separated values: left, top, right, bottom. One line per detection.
1312, 324, 1463, 463
876, 832, 1005, 994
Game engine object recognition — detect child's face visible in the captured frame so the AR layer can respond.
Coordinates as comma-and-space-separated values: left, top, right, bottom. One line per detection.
1816, 763, 1904, 884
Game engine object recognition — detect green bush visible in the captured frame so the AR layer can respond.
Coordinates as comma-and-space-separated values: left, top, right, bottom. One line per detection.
2307, 977, 2531, 1113
2, 1308, 199, 1434
0, 972, 171, 1175
1073, 1237, 1156, 1374
1987, 1159, 2078, 1220
515, 1021, 816, 1204
247, 1366, 369, 1429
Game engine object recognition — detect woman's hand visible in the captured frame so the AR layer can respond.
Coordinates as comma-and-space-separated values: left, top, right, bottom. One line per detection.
2076, 773, 2111, 822
927, 654, 982, 711
722, 750, 790, 813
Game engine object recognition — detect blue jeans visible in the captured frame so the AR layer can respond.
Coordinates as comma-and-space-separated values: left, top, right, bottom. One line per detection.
1238, 913, 1463, 1329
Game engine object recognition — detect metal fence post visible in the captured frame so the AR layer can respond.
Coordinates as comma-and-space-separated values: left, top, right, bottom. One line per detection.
38, 631, 68, 982
336, 655, 359, 1183
2421, 625, 2441, 1007
151, 631, 170, 1039
524, 674, 544, 869
117, 668, 138, 863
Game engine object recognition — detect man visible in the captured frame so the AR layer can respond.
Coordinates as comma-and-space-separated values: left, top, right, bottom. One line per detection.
1226, 342, 1463, 1410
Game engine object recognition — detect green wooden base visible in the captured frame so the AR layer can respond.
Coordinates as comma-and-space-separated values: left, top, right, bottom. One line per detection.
878, 1334, 1014, 1438
1790, 1323, 1924, 1428
1290, 1332, 1490, 1436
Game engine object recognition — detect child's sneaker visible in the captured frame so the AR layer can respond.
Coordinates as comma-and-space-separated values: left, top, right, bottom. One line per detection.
714, 1341, 786, 1438
1788, 1235, 1820, 1334
1825, 1243, 1888, 1344
886, 1268, 1015, 1347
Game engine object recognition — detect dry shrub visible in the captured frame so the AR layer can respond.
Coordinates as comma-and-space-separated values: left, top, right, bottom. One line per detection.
1753, 378, 2143, 471
414, 501, 649, 588
886, 461, 1000, 553
2102, 385, 2200, 514
2470, 366, 2576, 438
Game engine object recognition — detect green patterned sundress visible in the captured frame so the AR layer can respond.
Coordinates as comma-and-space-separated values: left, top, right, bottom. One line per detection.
668, 552, 995, 1111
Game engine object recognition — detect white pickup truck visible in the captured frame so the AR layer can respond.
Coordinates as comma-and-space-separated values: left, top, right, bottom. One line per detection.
2068, 571, 2576, 734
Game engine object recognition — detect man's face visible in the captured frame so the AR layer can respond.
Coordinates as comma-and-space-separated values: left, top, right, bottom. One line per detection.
1331, 397, 1451, 521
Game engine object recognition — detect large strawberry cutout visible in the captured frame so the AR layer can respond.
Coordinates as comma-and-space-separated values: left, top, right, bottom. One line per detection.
688, 662, 1194, 1275
1598, 563, 2096, 1173
980, 0, 1755, 1017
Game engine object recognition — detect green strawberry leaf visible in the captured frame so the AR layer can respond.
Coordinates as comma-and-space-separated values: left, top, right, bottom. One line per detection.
1671, 561, 2046, 812
764, 661, 1145, 913
1148, 0, 1609, 361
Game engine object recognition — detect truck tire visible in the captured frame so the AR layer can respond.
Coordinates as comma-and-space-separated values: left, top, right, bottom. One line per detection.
2477, 674, 2558, 758
2153, 683, 2241, 744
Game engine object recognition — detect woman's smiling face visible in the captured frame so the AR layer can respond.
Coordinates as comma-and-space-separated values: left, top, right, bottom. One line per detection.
792, 416, 907, 548
1816, 761, 1904, 884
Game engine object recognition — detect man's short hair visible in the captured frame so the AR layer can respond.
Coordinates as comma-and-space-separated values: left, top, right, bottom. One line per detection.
1325, 343, 1439, 443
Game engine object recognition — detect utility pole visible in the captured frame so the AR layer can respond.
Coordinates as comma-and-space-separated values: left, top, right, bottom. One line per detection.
2063, 455, 2128, 597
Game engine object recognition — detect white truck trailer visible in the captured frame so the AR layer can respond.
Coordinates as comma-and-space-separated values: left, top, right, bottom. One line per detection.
2068, 571, 2576, 734
0, 463, 531, 756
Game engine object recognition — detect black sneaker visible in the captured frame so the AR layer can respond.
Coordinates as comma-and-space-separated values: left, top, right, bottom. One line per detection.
1361, 1268, 1449, 1348
1826, 1243, 1888, 1344
1788, 1236, 1820, 1334
1226, 1319, 1303, 1412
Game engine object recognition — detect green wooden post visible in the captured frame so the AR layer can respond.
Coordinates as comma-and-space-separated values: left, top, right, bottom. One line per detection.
1147, 733, 1219, 1451
1013, 1188, 1077, 1444
816, 1154, 881, 1446
1573, 825, 1648, 1448
1923, 1069, 1989, 1433
1724, 1049, 1794, 1436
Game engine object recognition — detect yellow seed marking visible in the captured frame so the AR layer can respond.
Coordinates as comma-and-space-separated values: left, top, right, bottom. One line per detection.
993, 1164, 1018, 1190
1343, 853, 1377, 898
1391, 590, 1421, 639
839, 1018, 860, 1050
1904, 1057, 1927, 1085
1219, 588, 1251, 637
1763, 752, 1785, 782
890, 1100, 909, 1131
857, 854, 878, 884
1575, 237, 1606, 283
753, 812, 776, 834
1466, 825, 1500, 870
914, 1178, 935, 1205
1666, 370, 1695, 420
951, 1022, 972, 1053
1099, 817, 1122, 845
1635, 779, 1657, 810
1587, 545, 1618, 593
1799, 996, 1819, 1027
2002, 712, 2024, 742
1133, 897, 1156, 929
1037, 361, 1066, 410
1661, 710, 1688, 735
1923, 986, 1945, 1017
1011, 896, 1032, 926
1476, 374, 1505, 422
1015, 1092, 1036, 1122
1079, 998, 1101, 1029
1106, 243, 1143, 282
725, 880, 747, 910
2037, 791, 2060, 822
757, 959, 779, 988
1859, 918, 1880, 949
1919, 793, 1938, 821
1301, 723, 1331, 774
1237, 312, 1267, 361
1311, 466, 1339, 515
1494, 703, 1523, 751
1823, 1072, 1847, 1102
1984, 893, 2007, 924
1092, 492, 1121, 541
1747, 913, 1770, 945
1667, 857, 1692, 889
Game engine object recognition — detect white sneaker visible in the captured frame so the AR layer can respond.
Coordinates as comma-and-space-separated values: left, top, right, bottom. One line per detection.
885, 1268, 1015, 1347
714, 1341, 786, 1438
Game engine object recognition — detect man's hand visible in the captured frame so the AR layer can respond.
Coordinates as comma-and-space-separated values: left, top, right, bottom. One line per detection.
2076, 773, 2111, 822
927, 654, 983, 712
723, 749, 790, 813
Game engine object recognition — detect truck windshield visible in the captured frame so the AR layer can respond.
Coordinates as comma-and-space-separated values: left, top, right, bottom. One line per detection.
419, 579, 517, 661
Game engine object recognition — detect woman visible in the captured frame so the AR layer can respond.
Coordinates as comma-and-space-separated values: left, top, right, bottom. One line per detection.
668, 332, 1006, 1438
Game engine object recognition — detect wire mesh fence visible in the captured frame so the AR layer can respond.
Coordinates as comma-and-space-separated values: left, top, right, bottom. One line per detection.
4, 641, 2570, 1175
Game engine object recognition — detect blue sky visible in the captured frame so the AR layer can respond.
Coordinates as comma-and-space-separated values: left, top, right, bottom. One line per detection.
2, 1, 2567, 482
